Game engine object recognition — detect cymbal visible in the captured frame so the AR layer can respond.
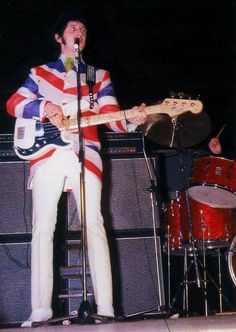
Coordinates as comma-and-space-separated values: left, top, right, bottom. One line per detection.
140, 111, 211, 148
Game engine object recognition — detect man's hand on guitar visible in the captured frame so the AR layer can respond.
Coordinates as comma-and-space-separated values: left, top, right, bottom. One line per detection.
44, 103, 64, 128
128, 103, 147, 125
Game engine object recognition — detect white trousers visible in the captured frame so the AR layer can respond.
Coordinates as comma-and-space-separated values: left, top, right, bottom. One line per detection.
31, 149, 113, 314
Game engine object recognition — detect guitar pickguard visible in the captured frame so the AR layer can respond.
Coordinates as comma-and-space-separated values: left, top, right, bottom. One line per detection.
14, 120, 71, 159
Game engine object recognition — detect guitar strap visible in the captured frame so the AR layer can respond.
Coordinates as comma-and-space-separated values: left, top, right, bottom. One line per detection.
86, 64, 96, 109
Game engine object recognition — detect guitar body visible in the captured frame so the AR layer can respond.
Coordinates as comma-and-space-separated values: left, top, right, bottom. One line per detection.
14, 118, 72, 160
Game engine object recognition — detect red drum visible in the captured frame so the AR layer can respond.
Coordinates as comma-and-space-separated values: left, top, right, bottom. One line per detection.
189, 156, 236, 209
164, 191, 235, 251
190, 199, 235, 248
164, 191, 190, 251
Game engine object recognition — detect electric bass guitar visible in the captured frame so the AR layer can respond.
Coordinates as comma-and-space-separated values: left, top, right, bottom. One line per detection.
13, 98, 203, 160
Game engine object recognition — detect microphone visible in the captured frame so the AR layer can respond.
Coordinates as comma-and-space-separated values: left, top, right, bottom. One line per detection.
74, 38, 80, 54
74, 38, 80, 61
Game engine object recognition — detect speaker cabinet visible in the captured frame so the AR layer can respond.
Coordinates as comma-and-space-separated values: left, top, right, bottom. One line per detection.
0, 162, 32, 323
110, 235, 165, 315
61, 235, 165, 316
0, 162, 32, 234
0, 242, 31, 324
67, 157, 159, 231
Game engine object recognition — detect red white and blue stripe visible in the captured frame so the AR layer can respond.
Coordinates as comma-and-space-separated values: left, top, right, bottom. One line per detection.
7, 57, 130, 184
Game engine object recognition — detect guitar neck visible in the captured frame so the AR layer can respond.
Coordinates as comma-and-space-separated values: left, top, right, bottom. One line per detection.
62, 105, 160, 130
61, 98, 203, 131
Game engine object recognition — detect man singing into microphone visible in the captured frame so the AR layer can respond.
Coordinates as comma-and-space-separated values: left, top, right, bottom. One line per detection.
6, 11, 147, 326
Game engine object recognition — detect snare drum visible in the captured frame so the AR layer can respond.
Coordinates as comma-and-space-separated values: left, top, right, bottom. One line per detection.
189, 156, 236, 209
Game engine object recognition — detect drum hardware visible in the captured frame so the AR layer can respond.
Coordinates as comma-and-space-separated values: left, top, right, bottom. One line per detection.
161, 115, 204, 315
180, 247, 233, 316
227, 236, 236, 287
161, 114, 232, 316
164, 158, 235, 316
141, 105, 235, 315
166, 225, 171, 308
201, 217, 208, 316
164, 184, 234, 315
141, 98, 212, 245
164, 191, 235, 314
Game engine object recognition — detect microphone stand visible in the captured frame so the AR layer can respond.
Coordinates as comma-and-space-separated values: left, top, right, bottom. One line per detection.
67, 46, 111, 325
73, 47, 95, 324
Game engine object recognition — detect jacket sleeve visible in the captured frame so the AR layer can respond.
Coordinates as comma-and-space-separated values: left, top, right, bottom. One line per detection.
6, 68, 48, 121
97, 69, 136, 133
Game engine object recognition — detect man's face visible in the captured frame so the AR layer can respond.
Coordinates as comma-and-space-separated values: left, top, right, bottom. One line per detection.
55, 20, 87, 55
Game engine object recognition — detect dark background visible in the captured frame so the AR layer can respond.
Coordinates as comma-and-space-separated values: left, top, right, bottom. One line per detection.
0, 0, 235, 154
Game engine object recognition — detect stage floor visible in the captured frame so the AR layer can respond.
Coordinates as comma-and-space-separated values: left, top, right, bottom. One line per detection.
1, 314, 236, 332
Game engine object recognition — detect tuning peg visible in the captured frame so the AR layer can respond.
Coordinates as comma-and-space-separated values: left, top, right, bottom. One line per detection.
169, 91, 177, 98
183, 94, 191, 100
177, 92, 185, 99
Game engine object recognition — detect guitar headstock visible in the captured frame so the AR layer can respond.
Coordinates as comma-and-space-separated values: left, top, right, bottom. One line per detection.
161, 98, 203, 117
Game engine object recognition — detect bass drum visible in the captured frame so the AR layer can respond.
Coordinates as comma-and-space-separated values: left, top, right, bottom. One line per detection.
228, 236, 236, 286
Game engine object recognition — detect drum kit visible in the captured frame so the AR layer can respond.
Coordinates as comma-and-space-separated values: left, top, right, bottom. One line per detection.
164, 156, 236, 251
141, 106, 236, 314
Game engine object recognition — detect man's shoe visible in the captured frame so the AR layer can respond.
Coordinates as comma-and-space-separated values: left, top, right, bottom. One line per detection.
21, 308, 53, 327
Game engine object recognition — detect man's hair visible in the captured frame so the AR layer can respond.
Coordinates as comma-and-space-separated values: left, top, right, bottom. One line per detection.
54, 10, 88, 37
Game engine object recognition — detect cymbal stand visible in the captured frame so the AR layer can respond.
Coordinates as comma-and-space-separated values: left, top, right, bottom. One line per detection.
167, 117, 202, 315
142, 142, 165, 310
171, 117, 201, 288
201, 212, 208, 316
166, 225, 171, 309
181, 212, 208, 315
121, 137, 166, 320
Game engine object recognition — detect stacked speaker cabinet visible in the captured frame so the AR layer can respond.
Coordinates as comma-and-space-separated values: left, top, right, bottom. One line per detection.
0, 161, 32, 235
0, 161, 32, 324
66, 156, 165, 316
0, 156, 166, 322
0, 243, 31, 324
